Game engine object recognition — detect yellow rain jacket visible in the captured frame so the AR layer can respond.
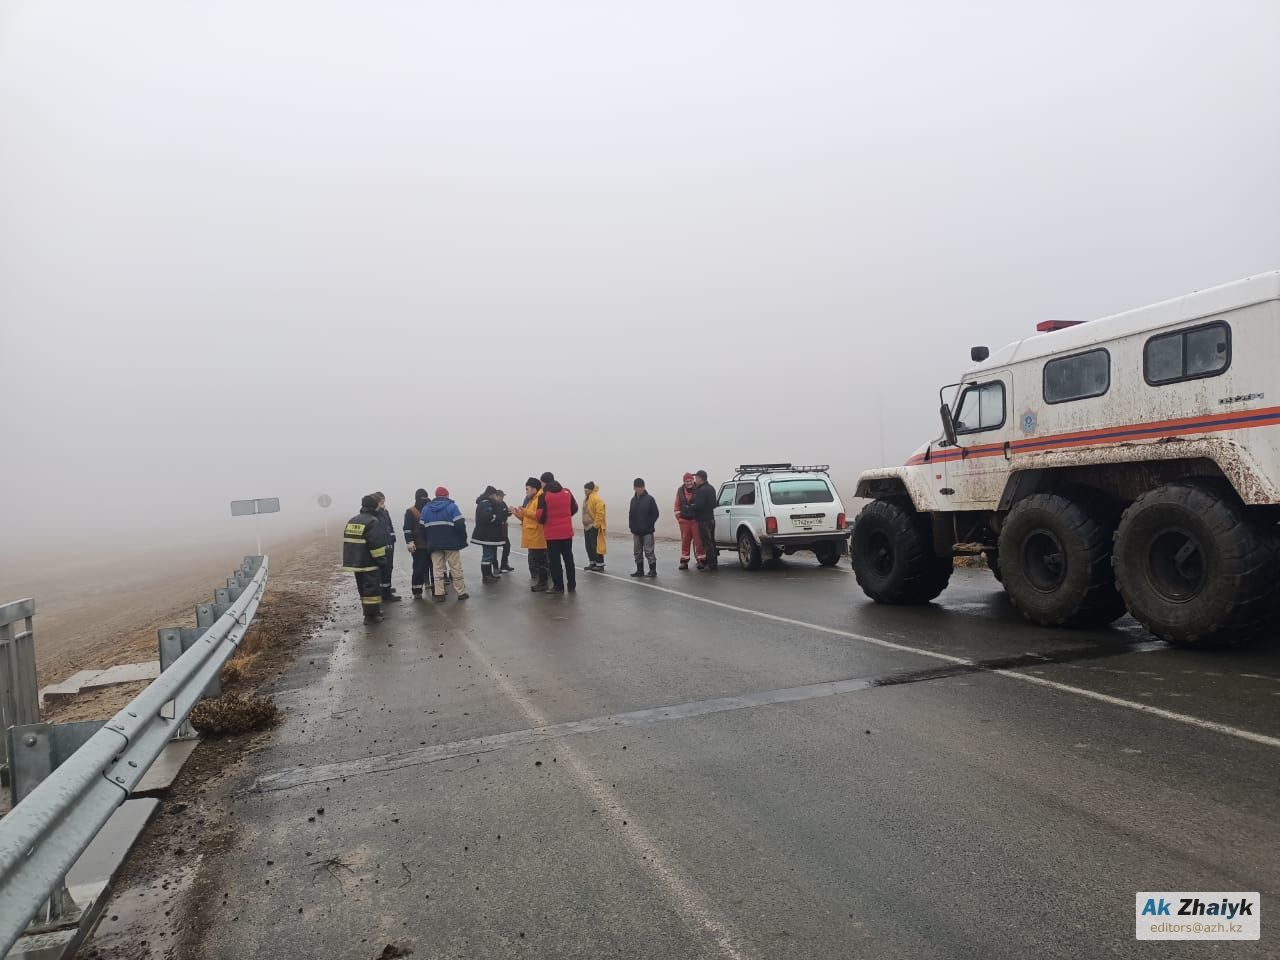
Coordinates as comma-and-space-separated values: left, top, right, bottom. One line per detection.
584, 487, 607, 555
514, 490, 547, 550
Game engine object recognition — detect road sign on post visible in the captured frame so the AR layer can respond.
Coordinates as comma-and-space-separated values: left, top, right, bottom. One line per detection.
230, 498, 280, 555
316, 494, 333, 536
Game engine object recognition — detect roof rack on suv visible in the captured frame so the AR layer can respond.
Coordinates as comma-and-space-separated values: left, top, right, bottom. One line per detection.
733, 463, 830, 476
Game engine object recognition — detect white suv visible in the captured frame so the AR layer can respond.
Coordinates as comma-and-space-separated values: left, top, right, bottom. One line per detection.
713, 464, 850, 569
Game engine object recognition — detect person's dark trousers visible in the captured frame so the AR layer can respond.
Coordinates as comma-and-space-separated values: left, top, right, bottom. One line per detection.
547, 539, 577, 590
501, 533, 514, 571
381, 545, 397, 598
699, 520, 718, 568
355, 570, 382, 620
410, 548, 433, 597
583, 528, 602, 566
528, 548, 549, 590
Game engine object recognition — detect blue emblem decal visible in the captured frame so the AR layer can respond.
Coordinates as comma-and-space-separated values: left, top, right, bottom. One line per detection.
1021, 410, 1037, 434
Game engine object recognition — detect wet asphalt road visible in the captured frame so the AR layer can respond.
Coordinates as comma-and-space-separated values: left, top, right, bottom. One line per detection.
190, 540, 1279, 959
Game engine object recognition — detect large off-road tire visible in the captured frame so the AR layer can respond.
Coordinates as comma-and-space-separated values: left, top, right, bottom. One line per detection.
998, 493, 1126, 627
1113, 481, 1280, 647
851, 500, 952, 604
737, 530, 763, 571
814, 542, 841, 566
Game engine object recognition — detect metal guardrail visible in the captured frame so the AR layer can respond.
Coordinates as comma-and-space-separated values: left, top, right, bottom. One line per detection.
0, 555, 269, 956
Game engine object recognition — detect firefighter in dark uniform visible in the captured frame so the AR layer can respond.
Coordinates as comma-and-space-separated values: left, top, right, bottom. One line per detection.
373, 492, 401, 602
343, 494, 392, 623
403, 488, 434, 599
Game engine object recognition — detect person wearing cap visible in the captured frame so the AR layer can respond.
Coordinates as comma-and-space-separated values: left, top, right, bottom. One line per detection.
509, 477, 549, 592
674, 472, 707, 570
403, 488, 434, 599
472, 486, 508, 583
373, 492, 402, 602
628, 478, 660, 577
341, 494, 393, 623
420, 486, 469, 601
693, 469, 719, 570
496, 490, 516, 572
582, 481, 608, 572
535, 471, 580, 593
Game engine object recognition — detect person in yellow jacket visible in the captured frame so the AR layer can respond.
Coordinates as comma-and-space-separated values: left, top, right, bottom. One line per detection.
582, 481, 608, 571
509, 476, 550, 592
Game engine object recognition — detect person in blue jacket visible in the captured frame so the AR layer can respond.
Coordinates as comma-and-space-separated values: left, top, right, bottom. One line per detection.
420, 486, 469, 601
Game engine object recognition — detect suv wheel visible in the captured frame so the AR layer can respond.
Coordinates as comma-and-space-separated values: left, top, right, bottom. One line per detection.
814, 542, 841, 567
737, 530, 763, 570
998, 493, 1126, 627
1113, 481, 1280, 647
851, 500, 951, 603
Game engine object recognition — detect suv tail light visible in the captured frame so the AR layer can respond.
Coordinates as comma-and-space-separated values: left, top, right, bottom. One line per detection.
836, 512, 846, 530
765, 517, 778, 535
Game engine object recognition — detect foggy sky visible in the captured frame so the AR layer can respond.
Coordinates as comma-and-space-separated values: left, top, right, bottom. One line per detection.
3, 1, 1279, 557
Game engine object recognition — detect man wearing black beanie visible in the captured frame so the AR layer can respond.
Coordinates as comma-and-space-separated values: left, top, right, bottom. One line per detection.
403, 488, 433, 599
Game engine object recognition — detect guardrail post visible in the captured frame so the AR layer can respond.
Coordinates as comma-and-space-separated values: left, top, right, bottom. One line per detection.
158, 627, 221, 741
0, 598, 40, 787
6, 721, 105, 934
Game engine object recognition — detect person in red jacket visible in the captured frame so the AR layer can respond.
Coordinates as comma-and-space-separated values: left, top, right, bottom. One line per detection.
674, 472, 706, 570
536, 471, 579, 593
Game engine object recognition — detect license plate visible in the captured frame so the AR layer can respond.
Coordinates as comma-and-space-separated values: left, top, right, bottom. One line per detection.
793, 518, 818, 529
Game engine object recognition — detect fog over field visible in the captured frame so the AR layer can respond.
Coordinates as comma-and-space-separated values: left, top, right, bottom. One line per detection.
2, 1, 1279, 560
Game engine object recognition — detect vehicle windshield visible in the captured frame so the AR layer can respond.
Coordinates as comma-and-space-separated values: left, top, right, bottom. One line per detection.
768, 479, 834, 504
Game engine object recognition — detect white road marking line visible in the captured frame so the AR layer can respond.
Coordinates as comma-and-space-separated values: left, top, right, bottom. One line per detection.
556, 557, 1280, 751
436, 608, 758, 960
991, 670, 1280, 749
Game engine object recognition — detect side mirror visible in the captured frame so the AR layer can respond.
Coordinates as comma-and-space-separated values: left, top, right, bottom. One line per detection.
970, 346, 989, 362
939, 403, 958, 447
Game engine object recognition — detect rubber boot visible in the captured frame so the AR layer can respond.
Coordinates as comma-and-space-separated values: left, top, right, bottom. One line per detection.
647, 561, 657, 578
411, 587, 423, 600
630, 562, 644, 578
481, 563, 497, 584
679, 559, 689, 570
531, 573, 548, 593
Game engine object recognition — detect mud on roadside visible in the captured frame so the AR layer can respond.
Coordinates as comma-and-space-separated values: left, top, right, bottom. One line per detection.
79, 538, 341, 960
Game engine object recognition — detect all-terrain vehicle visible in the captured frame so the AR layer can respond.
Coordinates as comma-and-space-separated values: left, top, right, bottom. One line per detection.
850, 271, 1280, 646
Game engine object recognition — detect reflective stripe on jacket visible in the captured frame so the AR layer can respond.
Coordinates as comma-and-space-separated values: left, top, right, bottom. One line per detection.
420, 497, 469, 551
341, 510, 391, 572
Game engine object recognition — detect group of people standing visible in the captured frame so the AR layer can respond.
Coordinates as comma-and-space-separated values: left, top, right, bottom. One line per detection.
340, 471, 721, 623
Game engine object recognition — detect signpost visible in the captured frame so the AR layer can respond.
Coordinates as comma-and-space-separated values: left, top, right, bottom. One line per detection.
230, 497, 280, 556
317, 494, 332, 536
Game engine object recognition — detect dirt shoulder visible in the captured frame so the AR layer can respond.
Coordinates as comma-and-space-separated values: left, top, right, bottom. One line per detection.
79, 536, 340, 960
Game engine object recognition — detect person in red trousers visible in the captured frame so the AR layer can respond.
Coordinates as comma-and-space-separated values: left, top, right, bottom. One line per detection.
674, 472, 706, 570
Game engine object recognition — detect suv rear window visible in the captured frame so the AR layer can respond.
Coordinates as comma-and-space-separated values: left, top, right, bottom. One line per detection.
768, 479, 834, 505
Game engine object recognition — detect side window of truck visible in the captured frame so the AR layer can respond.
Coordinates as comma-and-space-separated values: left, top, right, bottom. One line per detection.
1043, 348, 1109, 404
953, 381, 1005, 434
734, 483, 757, 506
717, 485, 736, 507
1144, 321, 1231, 385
